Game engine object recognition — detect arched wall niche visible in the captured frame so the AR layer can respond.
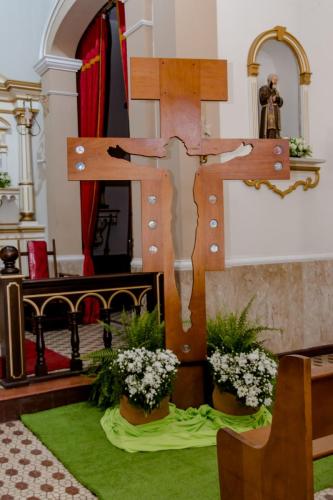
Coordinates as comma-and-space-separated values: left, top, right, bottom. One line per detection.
257, 41, 299, 138
247, 26, 311, 142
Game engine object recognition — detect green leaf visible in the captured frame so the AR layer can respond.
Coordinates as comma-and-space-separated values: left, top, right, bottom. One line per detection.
207, 296, 281, 355
84, 308, 165, 409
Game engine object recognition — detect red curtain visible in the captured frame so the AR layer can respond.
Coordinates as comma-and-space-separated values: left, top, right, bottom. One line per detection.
77, 13, 110, 323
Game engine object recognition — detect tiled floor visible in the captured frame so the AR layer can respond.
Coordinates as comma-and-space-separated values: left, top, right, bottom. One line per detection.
0, 419, 95, 499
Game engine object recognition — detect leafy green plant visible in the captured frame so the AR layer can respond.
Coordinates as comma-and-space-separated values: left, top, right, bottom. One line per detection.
108, 308, 164, 351
207, 297, 280, 355
84, 349, 121, 409
207, 298, 280, 410
85, 308, 165, 409
289, 137, 312, 158
0, 172, 11, 188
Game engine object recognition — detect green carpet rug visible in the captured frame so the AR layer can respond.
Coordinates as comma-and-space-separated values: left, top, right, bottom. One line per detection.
21, 402, 333, 500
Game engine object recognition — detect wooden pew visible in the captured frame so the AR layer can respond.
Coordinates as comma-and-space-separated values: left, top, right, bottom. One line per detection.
216, 355, 333, 500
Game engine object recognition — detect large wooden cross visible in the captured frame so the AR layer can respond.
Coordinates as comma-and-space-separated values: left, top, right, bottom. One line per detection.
68, 58, 289, 406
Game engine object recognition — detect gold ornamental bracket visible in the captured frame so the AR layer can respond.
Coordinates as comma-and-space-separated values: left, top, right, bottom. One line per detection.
244, 157, 325, 198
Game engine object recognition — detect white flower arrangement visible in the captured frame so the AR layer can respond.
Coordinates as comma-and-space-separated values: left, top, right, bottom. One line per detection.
208, 348, 278, 408
115, 347, 180, 412
289, 137, 312, 158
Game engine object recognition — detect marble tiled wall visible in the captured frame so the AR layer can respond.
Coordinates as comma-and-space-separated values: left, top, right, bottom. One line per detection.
176, 260, 333, 353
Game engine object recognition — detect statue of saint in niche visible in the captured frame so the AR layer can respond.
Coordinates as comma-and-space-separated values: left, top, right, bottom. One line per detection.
259, 74, 283, 138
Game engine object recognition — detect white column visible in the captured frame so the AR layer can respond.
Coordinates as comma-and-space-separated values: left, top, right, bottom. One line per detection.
15, 111, 36, 222
248, 76, 259, 138
33, 55, 83, 258
300, 84, 310, 144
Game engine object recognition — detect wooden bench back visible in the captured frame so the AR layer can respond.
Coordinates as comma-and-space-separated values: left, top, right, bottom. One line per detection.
217, 355, 315, 499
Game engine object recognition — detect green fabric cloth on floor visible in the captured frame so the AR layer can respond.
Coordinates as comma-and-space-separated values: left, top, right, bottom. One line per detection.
101, 403, 272, 453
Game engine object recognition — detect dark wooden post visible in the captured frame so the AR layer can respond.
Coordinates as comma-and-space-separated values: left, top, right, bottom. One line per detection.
134, 304, 141, 316
68, 311, 82, 370
0, 246, 27, 386
34, 315, 48, 376
148, 272, 164, 320
100, 308, 112, 348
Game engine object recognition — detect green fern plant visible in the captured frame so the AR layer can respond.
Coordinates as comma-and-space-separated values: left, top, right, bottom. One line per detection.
207, 297, 280, 355
84, 308, 164, 409
107, 307, 164, 351
84, 349, 121, 409
84, 347, 115, 365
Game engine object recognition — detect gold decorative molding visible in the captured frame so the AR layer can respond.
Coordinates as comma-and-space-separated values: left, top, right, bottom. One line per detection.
300, 72, 312, 85
24, 284, 151, 300
244, 159, 325, 198
23, 285, 153, 317
276, 25, 287, 41
19, 213, 35, 222
247, 26, 312, 85
0, 274, 25, 280
14, 107, 39, 119
0, 225, 45, 232
0, 80, 41, 93
0, 78, 42, 113
248, 63, 260, 77
41, 294, 76, 315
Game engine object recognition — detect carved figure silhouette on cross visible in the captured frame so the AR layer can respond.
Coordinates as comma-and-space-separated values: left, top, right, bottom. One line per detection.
68, 57, 289, 405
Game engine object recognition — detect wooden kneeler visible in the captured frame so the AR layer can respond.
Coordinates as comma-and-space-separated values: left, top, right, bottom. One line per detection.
217, 355, 333, 500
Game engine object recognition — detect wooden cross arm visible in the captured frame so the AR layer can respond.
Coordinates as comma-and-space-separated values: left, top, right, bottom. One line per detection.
200, 138, 287, 157
199, 139, 290, 180
68, 138, 166, 182
68, 137, 168, 161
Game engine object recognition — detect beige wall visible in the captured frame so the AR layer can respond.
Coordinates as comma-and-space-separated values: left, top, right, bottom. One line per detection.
177, 259, 333, 354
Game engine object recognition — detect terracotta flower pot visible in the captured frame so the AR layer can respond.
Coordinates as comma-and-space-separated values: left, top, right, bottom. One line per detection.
119, 395, 170, 425
212, 386, 258, 416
